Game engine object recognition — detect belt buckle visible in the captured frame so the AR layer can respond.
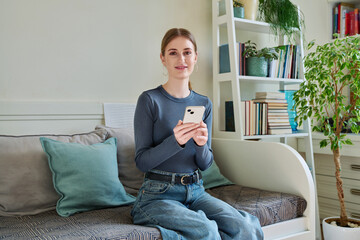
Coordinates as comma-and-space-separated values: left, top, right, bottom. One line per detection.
180, 175, 190, 185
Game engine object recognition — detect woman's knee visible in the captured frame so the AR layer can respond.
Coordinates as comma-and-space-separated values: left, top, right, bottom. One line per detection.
233, 216, 263, 240
198, 219, 221, 240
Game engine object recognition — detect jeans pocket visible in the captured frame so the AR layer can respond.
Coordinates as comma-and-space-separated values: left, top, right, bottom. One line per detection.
143, 180, 171, 195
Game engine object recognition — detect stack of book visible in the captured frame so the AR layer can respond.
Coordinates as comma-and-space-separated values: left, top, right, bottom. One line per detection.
254, 92, 292, 135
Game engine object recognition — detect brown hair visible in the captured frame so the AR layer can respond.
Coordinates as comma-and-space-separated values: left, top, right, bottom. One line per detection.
161, 28, 197, 90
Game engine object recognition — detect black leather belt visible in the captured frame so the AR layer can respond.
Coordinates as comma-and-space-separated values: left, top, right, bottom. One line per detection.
145, 171, 202, 185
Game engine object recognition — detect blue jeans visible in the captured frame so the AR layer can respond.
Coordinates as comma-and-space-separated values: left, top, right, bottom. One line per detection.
131, 170, 263, 240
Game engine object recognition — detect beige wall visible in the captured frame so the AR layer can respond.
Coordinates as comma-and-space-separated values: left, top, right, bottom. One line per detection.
0, 0, 213, 103
0, 0, 329, 104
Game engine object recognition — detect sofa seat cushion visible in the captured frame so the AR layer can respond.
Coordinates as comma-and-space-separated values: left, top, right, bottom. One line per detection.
206, 185, 307, 226
0, 206, 161, 240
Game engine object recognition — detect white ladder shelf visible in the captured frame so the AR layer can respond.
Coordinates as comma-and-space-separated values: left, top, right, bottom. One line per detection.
211, 0, 320, 239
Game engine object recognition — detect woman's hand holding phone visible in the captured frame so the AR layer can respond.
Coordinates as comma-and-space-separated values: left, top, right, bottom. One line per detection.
173, 120, 208, 146
173, 106, 207, 146
173, 120, 199, 146
193, 121, 208, 146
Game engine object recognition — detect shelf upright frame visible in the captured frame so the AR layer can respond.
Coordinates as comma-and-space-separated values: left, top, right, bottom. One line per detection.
212, 0, 243, 140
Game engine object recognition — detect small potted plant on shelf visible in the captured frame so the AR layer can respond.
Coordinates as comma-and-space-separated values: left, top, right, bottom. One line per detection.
233, 0, 244, 18
243, 40, 279, 77
293, 35, 360, 239
258, 0, 304, 42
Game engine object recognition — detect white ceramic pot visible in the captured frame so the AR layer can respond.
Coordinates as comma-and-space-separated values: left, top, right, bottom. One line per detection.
239, 0, 259, 21
322, 217, 360, 240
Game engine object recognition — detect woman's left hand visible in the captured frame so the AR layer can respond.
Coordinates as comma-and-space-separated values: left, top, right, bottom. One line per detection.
193, 121, 208, 146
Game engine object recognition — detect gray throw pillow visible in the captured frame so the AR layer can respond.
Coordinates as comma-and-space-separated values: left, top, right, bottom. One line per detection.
0, 129, 108, 216
95, 125, 144, 195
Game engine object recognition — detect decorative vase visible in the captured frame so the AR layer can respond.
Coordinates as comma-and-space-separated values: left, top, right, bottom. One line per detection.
322, 217, 360, 240
246, 57, 267, 77
281, 90, 298, 132
233, 7, 244, 18
239, 0, 259, 21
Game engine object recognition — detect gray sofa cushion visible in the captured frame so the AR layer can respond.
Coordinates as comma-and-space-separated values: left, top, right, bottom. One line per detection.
0, 129, 108, 216
0, 206, 161, 240
206, 185, 307, 226
95, 125, 144, 196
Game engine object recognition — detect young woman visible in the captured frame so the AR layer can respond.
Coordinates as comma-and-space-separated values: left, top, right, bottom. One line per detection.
131, 28, 263, 240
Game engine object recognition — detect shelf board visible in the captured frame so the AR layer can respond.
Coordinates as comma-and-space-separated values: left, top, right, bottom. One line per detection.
218, 16, 272, 34
238, 75, 304, 84
233, 18, 272, 34
215, 74, 304, 84
243, 131, 309, 140
215, 130, 309, 140
327, 0, 359, 3
218, 16, 299, 34
330, 34, 360, 42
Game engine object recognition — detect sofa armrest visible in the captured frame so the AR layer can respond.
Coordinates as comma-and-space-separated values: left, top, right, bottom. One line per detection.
212, 138, 315, 226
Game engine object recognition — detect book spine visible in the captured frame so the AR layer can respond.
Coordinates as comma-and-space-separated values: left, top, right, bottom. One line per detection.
350, 11, 355, 36
346, 12, 350, 36
251, 100, 255, 136
264, 103, 268, 135
291, 45, 296, 79
241, 101, 246, 135
282, 45, 289, 78
225, 101, 235, 132
334, 6, 338, 37
246, 101, 250, 136
342, 8, 346, 37
356, 10, 358, 35
238, 42, 242, 75
219, 44, 230, 73
296, 46, 301, 79
338, 3, 341, 35
242, 43, 246, 76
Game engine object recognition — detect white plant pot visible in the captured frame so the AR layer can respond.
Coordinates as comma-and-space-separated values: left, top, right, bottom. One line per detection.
322, 217, 360, 240
239, 0, 259, 21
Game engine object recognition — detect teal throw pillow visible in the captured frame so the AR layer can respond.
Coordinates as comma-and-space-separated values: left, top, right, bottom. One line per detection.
40, 137, 136, 217
201, 161, 233, 189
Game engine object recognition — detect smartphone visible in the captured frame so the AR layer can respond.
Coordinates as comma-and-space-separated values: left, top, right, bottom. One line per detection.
183, 106, 205, 124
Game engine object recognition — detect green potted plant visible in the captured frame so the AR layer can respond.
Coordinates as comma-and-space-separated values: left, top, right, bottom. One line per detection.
258, 0, 304, 42
243, 40, 279, 77
293, 35, 360, 239
233, 0, 244, 18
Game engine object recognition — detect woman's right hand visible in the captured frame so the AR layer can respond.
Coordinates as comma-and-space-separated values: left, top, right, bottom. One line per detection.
173, 120, 200, 146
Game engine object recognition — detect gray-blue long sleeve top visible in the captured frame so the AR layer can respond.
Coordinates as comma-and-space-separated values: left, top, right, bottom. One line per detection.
134, 85, 213, 173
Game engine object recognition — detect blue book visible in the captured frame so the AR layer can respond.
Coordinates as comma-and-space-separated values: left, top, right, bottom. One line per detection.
219, 44, 230, 73
282, 45, 289, 78
225, 101, 235, 132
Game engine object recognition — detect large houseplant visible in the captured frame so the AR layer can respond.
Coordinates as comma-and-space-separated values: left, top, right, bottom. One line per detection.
243, 40, 278, 77
258, 0, 304, 42
293, 35, 360, 237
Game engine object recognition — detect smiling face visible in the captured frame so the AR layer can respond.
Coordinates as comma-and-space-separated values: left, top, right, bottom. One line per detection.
160, 36, 198, 81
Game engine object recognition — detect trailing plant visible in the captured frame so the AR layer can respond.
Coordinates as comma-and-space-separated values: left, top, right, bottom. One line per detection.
258, 0, 305, 42
293, 34, 360, 227
233, 0, 243, 8
243, 40, 279, 60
